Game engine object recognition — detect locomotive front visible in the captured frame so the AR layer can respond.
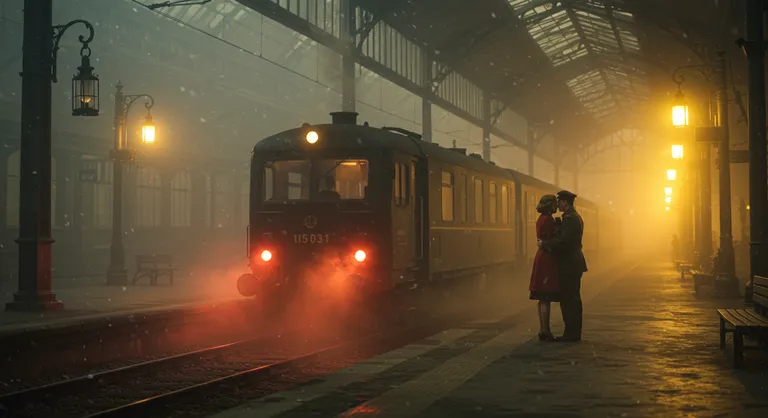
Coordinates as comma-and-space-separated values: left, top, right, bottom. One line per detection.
237, 115, 391, 303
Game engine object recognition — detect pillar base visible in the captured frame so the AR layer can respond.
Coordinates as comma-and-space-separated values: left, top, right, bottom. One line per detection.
106, 269, 128, 286
5, 291, 64, 311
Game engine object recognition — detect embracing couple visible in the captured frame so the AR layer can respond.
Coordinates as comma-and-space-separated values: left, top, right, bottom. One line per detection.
529, 190, 588, 343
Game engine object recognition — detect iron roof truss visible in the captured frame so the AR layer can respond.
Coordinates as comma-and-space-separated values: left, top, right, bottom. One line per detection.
507, 0, 649, 128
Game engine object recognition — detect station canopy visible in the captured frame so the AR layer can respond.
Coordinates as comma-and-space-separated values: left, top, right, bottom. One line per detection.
357, 0, 744, 144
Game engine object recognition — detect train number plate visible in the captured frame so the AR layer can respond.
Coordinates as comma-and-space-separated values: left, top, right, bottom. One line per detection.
293, 233, 330, 244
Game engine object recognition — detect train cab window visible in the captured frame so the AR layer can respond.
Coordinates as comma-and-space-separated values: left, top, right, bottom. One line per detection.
316, 159, 368, 200
263, 160, 310, 201
501, 184, 509, 224
489, 182, 497, 224
474, 178, 483, 223
441, 171, 454, 221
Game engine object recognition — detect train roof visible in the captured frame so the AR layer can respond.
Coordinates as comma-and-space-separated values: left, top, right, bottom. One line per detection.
255, 121, 599, 209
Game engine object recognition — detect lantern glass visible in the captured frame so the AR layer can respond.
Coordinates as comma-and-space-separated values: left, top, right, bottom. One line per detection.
71, 56, 99, 117
672, 104, 688, 127
671, 144, 684, 159
142, 118, 156, 144
667, 169, 677, 181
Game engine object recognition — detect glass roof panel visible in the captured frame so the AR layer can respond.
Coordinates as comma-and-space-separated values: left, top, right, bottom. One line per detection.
507, 1, 644, 121
508, 1, 589, 66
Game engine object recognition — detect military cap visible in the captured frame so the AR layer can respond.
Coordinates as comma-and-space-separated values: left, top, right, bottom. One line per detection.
556, 190, 578, 200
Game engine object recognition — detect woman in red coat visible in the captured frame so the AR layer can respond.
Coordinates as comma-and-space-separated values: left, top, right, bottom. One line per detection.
529, 194, 562, 341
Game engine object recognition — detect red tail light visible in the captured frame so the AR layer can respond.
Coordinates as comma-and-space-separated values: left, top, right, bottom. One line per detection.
260, 249, 273, 262
354, 250, 366, 262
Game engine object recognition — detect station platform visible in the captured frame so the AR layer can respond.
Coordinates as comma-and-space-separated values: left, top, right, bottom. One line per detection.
211, 260, 768, 418
0, 269, 243, 336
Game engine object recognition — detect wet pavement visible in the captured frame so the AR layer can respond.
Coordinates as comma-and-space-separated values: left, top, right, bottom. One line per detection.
212, 260, 768, 418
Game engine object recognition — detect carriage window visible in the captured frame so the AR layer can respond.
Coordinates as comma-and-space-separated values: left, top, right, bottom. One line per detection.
501, 184, 509, 224
489, 182, 497, 224
460, 173, 467, 223
263, 160, 310, 201
399, 163, 409, 205
316, 159, 369, 200
394, 163, 401, 203
474, 178, 483, 223
441, 171, 454, 221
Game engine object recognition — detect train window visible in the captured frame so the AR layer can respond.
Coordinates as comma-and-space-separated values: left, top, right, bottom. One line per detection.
393, 163, 401, 204
474, 178, 483, 223
489, 182, 497, 224
460, 173, 467, 223
400, 163, 409, 205
263, 160, 310, 201
501, 184, 509, 224
315, 159, 368, 200
393, 162, 410, 206
441, 171, 454, 221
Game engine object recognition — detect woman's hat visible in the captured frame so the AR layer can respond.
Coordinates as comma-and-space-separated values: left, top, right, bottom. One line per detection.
536, 194, 557, 211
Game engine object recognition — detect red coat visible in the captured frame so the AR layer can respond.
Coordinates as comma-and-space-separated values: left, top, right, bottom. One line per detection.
529, 214, 560, 292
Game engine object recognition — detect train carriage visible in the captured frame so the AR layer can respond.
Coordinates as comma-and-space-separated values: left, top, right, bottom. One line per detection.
237, 112, 621, 308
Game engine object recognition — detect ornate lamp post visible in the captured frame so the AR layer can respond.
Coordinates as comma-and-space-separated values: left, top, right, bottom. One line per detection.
6, 4, 100, 311
106, 82, 156, 286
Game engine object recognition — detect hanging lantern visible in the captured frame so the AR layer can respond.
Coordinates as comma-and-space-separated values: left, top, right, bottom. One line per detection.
71, 53, 99, 116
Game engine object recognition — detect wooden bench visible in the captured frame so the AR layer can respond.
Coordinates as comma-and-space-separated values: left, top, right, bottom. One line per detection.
717, 308, 768, 368
716, 276, 768, 368
753, 275, 768, 316
678, 262, 694, 280
132, 255, 175, 286
692, 270, 714, 294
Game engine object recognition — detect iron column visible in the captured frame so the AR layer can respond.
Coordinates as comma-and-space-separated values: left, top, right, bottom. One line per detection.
714, 50, 736, 279
699, 143, 714, 268
6, 0, 62, 310
742, 0, 768, 299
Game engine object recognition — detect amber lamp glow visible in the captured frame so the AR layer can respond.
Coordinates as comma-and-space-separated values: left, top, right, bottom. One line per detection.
672, 91, 688, 127
667, 169, 677, 181
141, 115, 156, 144
671, 144, 684, 159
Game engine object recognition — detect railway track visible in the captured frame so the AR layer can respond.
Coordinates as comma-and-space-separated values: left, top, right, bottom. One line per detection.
0, 311, 441, 418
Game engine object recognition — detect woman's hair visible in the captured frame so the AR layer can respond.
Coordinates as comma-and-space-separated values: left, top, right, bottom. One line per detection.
536, 194, 557, 214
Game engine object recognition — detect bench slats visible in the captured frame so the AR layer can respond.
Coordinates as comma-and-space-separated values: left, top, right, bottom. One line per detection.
717, 309, 749, 327
752, 292, 768, 310
754, 275, 768, 288
730, 309, 766, 327
740, 309, 768, 326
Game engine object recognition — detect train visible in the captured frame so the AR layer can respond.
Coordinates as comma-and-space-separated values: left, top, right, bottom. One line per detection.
236, 111, 621, 307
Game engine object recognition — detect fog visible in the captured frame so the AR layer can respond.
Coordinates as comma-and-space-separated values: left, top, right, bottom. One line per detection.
0, 0, 752, 313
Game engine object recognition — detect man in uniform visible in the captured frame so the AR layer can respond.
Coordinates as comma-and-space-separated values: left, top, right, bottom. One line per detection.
538, 190, 588, 342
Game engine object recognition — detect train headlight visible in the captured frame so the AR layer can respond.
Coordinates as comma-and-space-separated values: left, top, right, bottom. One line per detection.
354, 250, 366, 262
306, 130, 319, 144
260, 249, 273, 262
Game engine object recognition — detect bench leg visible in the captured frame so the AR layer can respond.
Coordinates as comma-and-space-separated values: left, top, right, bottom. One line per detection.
719, 317, 726, 349
733, 330, 744, 368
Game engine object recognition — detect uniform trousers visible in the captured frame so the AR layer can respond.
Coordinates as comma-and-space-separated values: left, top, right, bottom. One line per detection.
559, 272, 583, 338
